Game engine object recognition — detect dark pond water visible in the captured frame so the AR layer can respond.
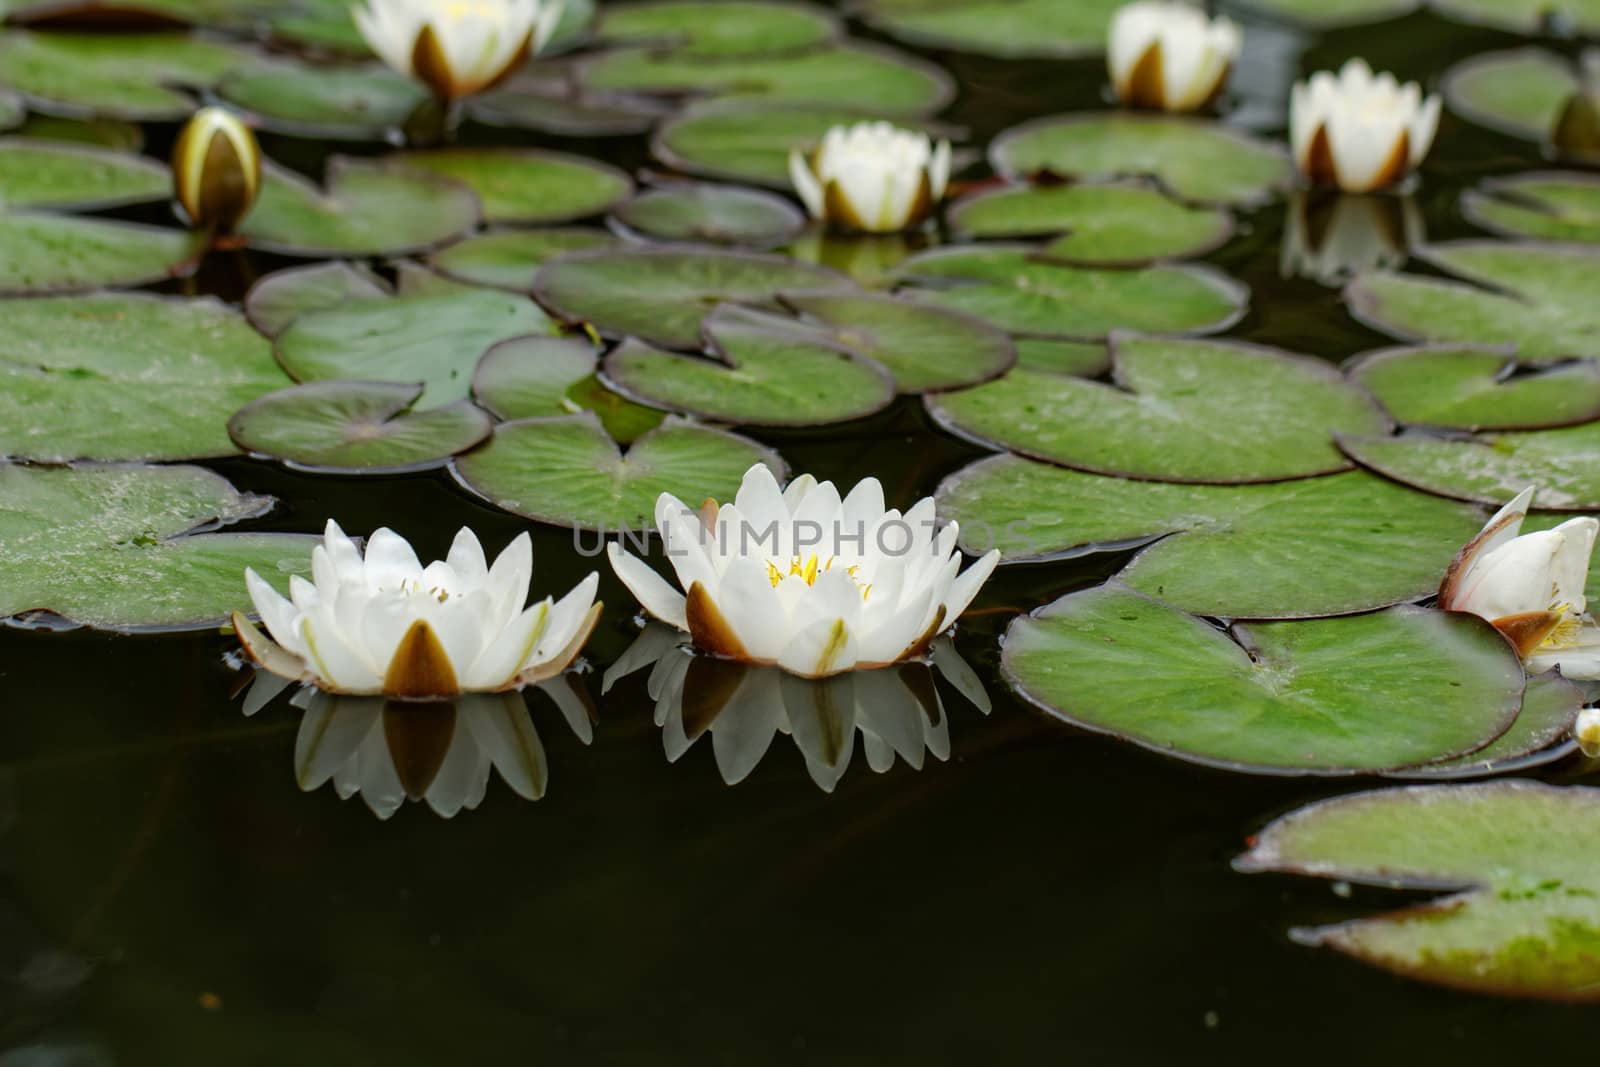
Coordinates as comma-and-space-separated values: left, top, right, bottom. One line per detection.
3, 3, 1598, 1063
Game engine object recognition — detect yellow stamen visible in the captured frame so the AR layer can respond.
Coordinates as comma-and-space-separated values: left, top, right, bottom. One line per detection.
765, 555, 871, 600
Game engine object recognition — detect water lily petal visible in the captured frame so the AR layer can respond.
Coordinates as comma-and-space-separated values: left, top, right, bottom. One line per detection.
608, 544, 688, 630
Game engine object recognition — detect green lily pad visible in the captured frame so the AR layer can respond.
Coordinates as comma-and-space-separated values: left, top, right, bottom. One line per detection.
1339, 425, 1600, 510
0, 30, 249, 120
602, 304, 896, 426
450, 413, 783, 531
1391, 671, 1582, 780
1462, 171, 1600, 243
1347, 344, 1600, 431
1442, 49, 1582, 146
428, 228, 619, 292
12, 113, 144, 149
0, 212, 202, 295
472, 335, 666, 444
390, 148, 632, 226
596, 0, 840, 56
274, 289, 553, 409
777, 289, 1015, 393
856, 0, 1123, 59
1346, 241, 1600, 362
0, 462, 313, 631
611, 183, 805, 247
936, 458, 1481, 617
534, 245, 852, 349
1015, 339, 1110, 377
1232, 0, 1420, 25
1432, 0, 1600, 33
467, 73, 671, 137
227, 380, 493, 474
240, 157, 480, 258
1004, 583, 1525, 775
0, 89, 21, 129
0, 292, 290, 460
217, 59, 428, 140
895, 247, 1247, 341
578, 41, 953, 115
990, 113, 1292, 207
947, 181, 1234, 266
243, 261, 390, 338
1235, 781, 1600, 1000
0, 136, 168, 209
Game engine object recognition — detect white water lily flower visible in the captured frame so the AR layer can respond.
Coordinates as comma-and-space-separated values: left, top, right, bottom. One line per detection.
1439, 487, 1600, 679
353, 0, 564, 100
1108, 1, 1240, 113
1280, 190, 1423, 287
1290, 59, 1441, 193
1576, 706, 1600, 758
607, 464, 999, 678
788, 121, 952, 233
234, 521, 601, 698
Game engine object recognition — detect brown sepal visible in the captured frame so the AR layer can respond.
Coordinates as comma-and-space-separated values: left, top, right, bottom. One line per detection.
383, 619, 462, 699
686, 581, 752, 660
1490, 611, 1564, 658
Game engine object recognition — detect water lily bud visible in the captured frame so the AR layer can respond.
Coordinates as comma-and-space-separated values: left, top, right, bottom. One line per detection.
788, 122, 952, 234
1290, 59, 1441, 193
353, 0, 564, 101
171, 106, 261, 233
1577, 706, 1600, 758
1280, 190, 1422, 287
1108, 1, 1240, 113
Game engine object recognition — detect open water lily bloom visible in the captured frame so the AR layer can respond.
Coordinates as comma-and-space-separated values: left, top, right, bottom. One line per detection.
1107, 0, 1240, 113
1290, 59, 1441, 193
607, 464, 999, 679
234, 522, 601, 698
1439, 487, 1600, 679
353, 0, 563, 100
788, 121, 952, 234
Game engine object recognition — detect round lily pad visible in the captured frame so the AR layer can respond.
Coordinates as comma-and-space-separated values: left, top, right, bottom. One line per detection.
467, 74, 672, 138
473, 335, 665, 444
274, 289, 553, 409
596, 0, 840, 56
1390, 671, 1582, 780
0, 135, 168, 209
1339, 425, 1600, 510
390, 148, 632, 226
0, 292, 290, 460
427, 229, 617, 293
610, 183, 804, 247
534, 245, 853, 349
990, 113, 1291, 207
1345, 241, 1600, 362
1347, 344, 1600, 431
228, 380, 492, 474
1235, 781, 1600, 1000
0, 212, 202, 295
602, 304, 896, 426
0, 462, 313, 631
13, 113, 144, 149
244, 261, 390, 338
1003, 583, 1525, 775
894, 246, 1246, 340
777, 289, 1015, 393
935, 457, 1484, 618
1442, 49, 1581, 146
856, 0, 1123, 59
1232, 0, 1420, 25
217, 59, 428, 140
947, 181, 1233, 266
0, 30, 250, 120
1462, 171, 1600, 243
1432, 0, 1600, 33
240, 157, 480, 258
1016, 339, 1109, 377
451, 413, 783, 531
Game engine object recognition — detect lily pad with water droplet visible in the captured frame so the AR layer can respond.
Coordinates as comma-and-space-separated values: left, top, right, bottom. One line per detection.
0, 136, 168, 209
0, 462, 314, 631
936, 457, 1480, 617
1347, 344, 1600, 431
894, 246, 1247, 341
0, 212, 202, 295
856, 0, 1122, 59
1339, 425, 1600, 510
1442, 49, 1583, 147
990, 113, 1292, 207
427, 228, 620, 292
472, 335, 666, 444
610, 183, 805, 247
1233, 0, 1420, 26
947, 181, 1234, 266
1462, 171, 1600, 243
217, 59, 428, 141
1005, 584, 1524, 775
595, 0, 840, 56
390, 148, 632, 226
1388, 671, 1581, 780
1432, 0, 1600, 34
244, 261, 390, 338
451, 413, 783, 531
1235, 781, 1600, 1000
534, 245, 853, 348
0, 30, 250, 120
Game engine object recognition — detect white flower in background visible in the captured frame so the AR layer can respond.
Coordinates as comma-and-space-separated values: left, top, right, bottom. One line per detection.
171, 107, 262, 234
788, 121, 952, 234
1439, 487, 1600, 678
1279, 190, 1423, 286
1290, 59, 1441, 193
1107, 1, 1240, 113
353, 0, 564, 100
234, 522, 601, 698
1576, 706, 1600, 757
607, 464, 999, 679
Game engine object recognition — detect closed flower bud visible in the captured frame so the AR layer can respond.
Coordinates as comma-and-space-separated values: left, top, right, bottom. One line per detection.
1108, 1, 1240, 113
788, 122, 952, 234
172, 106, 262, 233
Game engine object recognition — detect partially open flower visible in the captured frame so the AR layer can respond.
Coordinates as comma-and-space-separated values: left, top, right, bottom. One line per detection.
171, 106, 261, 233
1108, 1, 1240, 113
1577, 706, 1600, 758
788, 121, 952, 234
1439, 487, 1600, 679
1280, 190, 1423, 287
607, 463, 999, 678
1290, 59, 1441, 193
234, 522, 600, 698
353, 0, 564, 101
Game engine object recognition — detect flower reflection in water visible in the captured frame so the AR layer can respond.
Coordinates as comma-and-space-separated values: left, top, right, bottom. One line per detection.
241, 671, 594, 819
603, 625, 989, 793
1280, 189, 1422, 287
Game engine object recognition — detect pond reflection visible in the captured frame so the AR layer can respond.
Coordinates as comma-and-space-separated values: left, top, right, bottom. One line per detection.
1280, 189, 1422, 287
603, 626, 989, 792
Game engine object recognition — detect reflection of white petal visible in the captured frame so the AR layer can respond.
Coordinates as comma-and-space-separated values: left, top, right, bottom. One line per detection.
294, 693, 381, 791
463, 692, 548, 801
782, 671, 856, 792
709, 670, 785, 784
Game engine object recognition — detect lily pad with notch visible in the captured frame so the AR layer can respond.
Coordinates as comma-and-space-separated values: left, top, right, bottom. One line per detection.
473, 335, 666, 444
1338, 425, 1600, 510
389, 148, 632, 226
1441, 49, 1587, 149
1387, 671, 1582, 780
0, 136, 169, 209
244, 261, 390, 338
855, 0, 1123, 59
0, 212, 202, 295
1462, 171, 1600, 243
1347, 344, 1600, 431
217, 59, 429, 141
0, 30, 251, 120
1431, 0, 1600, 34
610, 182, 805, 247
594, 0, 840, 57
427, 228, 620, 292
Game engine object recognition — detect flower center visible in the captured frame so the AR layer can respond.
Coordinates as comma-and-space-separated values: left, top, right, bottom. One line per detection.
442, 1, 498, 20
399, 578, 452, 603
766, 554, 871, 600
1541, 603, 1585, 650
